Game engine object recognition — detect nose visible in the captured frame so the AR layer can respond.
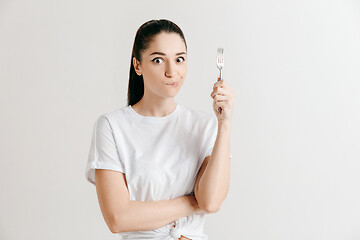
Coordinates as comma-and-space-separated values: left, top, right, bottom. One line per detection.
165, 61, 176, 78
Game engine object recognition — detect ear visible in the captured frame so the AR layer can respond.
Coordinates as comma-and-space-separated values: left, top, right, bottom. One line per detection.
133, 57, 142, 76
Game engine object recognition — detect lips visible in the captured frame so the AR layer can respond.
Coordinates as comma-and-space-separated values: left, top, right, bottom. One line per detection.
165, 82, 179, 86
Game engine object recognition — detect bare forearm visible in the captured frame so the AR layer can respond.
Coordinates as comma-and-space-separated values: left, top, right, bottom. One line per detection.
196, 121, 231, 212
112, 195, 198, 233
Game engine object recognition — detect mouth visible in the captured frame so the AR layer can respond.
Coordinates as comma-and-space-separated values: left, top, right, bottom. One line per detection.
165, 82, 179, 87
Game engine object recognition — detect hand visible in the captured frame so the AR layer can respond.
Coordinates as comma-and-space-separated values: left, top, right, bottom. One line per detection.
210, 78, 235, 124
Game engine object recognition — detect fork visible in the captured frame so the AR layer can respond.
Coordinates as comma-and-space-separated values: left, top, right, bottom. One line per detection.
216, 48, 224, 114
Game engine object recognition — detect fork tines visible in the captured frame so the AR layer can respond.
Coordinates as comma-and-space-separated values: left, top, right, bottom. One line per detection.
217, 48, 224, 64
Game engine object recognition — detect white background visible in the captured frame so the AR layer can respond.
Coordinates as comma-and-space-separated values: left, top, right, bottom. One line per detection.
1, 0, 360, 239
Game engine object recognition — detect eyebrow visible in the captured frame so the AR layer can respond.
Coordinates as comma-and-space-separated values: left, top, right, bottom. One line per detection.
149, 51, 187, 56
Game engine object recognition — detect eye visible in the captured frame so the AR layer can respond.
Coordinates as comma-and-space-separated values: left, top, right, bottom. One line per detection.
152, 57, 163, 64
177, 57, 185, 63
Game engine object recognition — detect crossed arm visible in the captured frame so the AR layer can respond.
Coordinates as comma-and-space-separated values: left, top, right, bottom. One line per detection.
95, 169, 201, 233
94, 122, 231, 233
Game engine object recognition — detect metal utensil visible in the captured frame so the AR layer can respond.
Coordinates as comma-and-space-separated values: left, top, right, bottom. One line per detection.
216, 48, 224, 114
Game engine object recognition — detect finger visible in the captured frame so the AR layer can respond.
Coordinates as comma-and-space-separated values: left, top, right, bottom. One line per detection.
219, 80, 228, 88
211, 87, 231, 97
211, 91, 225, 99
211, 91, 226, 98
213, 94, 229, 102
214, 100, 231, 109
213, 80, 224, 88
213, 81, 230, 90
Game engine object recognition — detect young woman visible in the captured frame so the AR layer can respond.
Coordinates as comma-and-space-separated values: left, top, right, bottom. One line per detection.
85, 19, 234, 240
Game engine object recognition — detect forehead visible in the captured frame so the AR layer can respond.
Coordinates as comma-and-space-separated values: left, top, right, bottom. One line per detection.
145, 32, 186, 55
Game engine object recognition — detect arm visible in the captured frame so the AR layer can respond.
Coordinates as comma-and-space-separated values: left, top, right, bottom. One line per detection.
95, 169, 200, 233
194, 121, 231, 213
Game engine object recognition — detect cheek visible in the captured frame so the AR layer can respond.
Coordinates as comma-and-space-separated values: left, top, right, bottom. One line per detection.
143, 67, 162, 81
180, 65, 187, 77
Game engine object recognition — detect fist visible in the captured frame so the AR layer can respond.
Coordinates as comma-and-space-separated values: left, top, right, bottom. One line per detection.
210, 79, 235, 124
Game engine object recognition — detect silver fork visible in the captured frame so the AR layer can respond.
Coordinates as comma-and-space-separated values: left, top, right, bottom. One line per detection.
216, 48, 224, 114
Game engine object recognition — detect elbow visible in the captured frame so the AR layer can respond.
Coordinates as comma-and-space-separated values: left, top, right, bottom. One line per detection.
198, 201, 221, 214
109, 223, 121, 234
110, 228, 123, 234
195, 191, 222, 214
108, 215, 127, 234
205, 205, 221, 214
109, 220, 121, 234
110, 226, 120, 234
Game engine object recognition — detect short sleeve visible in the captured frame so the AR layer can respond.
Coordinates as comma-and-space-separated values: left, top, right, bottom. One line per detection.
199, 115, 232, 164
85, 115, 125, 186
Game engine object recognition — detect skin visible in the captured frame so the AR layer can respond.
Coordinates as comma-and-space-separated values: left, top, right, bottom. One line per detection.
95, 32, 235, 238
132, 32, 187, 117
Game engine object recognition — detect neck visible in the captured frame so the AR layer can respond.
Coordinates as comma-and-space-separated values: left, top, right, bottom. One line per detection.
131, 97, 177, 118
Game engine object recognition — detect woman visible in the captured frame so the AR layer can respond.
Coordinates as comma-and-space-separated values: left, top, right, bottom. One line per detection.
85, 19, 234, 240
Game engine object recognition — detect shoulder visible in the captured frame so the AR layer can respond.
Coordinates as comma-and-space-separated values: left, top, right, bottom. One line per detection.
93, 105, 131, 127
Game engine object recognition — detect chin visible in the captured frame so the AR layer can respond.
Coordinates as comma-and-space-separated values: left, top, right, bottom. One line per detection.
163, 90, 180, 98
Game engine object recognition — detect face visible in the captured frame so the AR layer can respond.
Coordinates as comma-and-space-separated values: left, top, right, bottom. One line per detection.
133, 32, 187, 99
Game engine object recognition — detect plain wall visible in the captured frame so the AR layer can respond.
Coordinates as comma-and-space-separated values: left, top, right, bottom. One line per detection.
1, 0, 359, 239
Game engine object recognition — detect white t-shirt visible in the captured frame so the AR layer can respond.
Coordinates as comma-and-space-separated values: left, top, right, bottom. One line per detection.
85, 103, 232, 240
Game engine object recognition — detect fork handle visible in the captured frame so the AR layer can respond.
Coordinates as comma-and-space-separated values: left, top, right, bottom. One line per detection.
217, 76, 223, 114
219, 69, 223, 81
